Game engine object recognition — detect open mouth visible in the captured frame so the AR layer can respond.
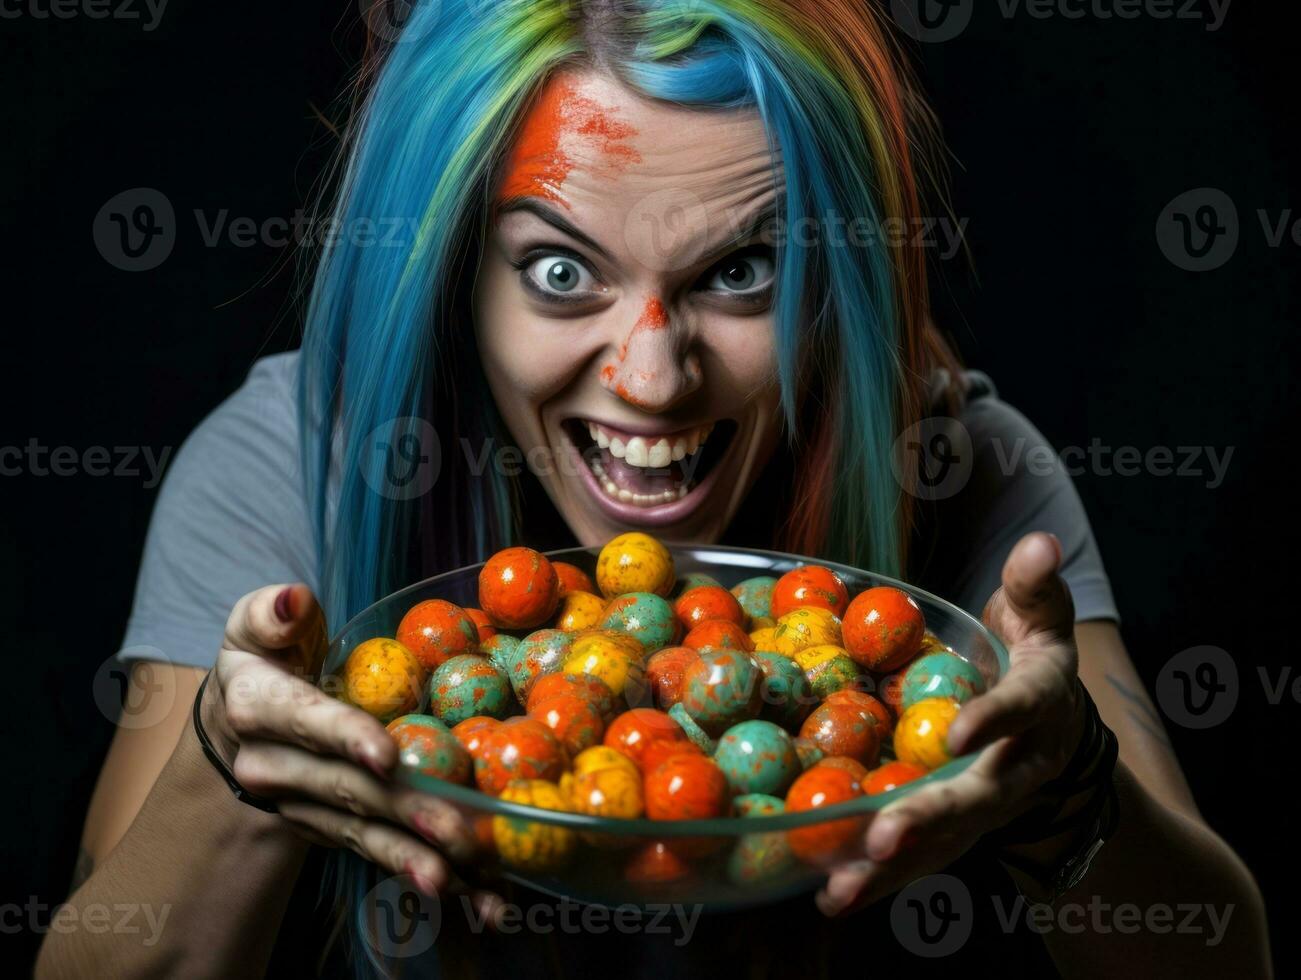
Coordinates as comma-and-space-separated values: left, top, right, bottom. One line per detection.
562, 417, 737, 516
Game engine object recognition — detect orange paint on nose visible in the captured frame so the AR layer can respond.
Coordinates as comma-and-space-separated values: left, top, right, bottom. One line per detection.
498, 74, 642, 209
636, 297, 669, 330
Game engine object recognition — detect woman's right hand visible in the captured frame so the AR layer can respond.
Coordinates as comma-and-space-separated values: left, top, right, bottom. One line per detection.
202, 583, 489, 902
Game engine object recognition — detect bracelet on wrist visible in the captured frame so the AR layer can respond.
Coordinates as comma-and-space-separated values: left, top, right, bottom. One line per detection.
193, 672, 280, 814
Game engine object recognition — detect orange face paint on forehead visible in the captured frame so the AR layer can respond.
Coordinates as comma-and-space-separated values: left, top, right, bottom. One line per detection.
498, 73, 642, 209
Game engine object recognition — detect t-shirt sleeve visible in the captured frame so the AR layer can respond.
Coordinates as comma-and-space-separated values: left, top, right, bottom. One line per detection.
119, 354, 317, 669
914, 377, 1118, 625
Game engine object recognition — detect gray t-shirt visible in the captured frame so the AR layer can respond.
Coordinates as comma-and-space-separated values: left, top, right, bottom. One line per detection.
119, 352, 1116, 668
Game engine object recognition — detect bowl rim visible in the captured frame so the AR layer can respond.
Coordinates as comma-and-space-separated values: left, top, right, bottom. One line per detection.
330, 542, 1011, 835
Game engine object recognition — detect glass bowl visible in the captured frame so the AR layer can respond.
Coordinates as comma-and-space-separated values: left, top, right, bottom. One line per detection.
322, 544, 1009, 911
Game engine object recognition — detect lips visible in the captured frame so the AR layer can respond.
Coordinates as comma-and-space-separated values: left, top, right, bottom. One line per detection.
562, 417, 735, 519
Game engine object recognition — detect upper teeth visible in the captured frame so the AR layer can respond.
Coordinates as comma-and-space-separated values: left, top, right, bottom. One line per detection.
586, 422, 713, 467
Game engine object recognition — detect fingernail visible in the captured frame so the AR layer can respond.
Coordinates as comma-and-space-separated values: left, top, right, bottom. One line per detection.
404, 861, 439, 897
274, 587, 295, 623
363, 749, 391, 780
1046, 533, 1062, 563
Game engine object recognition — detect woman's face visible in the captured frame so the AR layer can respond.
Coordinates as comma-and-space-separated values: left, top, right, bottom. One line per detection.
475, 69, 784, 546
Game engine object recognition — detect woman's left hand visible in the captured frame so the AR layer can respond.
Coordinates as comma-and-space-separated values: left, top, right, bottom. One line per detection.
818, 531, 1088, 916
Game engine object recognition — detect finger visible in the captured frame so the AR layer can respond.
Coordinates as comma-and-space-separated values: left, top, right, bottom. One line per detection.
817, 858, 881, 917
219, 655, 396, 776
994, 533, 1074, 641
947, 651, 1075, 755
276, 800, 451, 896
233, 741, 479, 861
223, 584, 326, 662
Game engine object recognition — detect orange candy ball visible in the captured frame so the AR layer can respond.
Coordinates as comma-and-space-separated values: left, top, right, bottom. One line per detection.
682, 619, 754, 654
464, 608, 497, 643
816, 755, 869, 784
473, 717, 566, 796
645, 646, 701, 710
785, 765, 864, 864
396, 599, 480, 671
553, 561, 596, 597
841, 586, 925, 672
674, 586, 746, 631
478, 547, 560, 630
625, 840, 691, 883
644, 753, 729, 821
798, 700, 882, 767
863, 760, 929, 796
529, 693, 605, 758
526, 671, 618, 722
603, 707, 690, 771
824, 688, 895, 738
771, 565, 850, 620
451, 716, 500, 761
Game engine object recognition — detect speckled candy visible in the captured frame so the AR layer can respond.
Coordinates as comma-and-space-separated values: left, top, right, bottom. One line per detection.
554, 591, 605, 632
770, 565, 850, 620
752, 651, 815, 731
681, 649, 764, 736
600, 592, 679, 653
675, 571, 722, 595
341, 637, 426, 722
731, 576, 778, 624
492, 779, 574, 871
595, 532, 675, 598
474, 717, 566, 796
509, 629, 574, 702
792, 645, 862, 699
645, 646, 701, 709
562, 630, 646, 704
526, 671, 619, 722
478, 547, 560, 629
603, 707, 689, 771
674, 586, 746, 631
901, 653, 986, 709
644, 753, 729, 820
793, 736, 825, 770
893, 697, 962, 770
714, 720, 801, 796
427, 655, 512, 725
683, 619, 754, 654
386, 714, 471, 783
480, 633, 521, 680
841, 586, 925, 672
785, 765, 865, 865
529, 693, 605, 757
825, 689, 894, 738
863, 760, 929, 795
553, 561, 595, 597
798, 699, 882, 767
451, 716, 500, 761
771, 607, 842, 656
728, 793, 794, 885
669, 702, 718, 754
396, 599, 480, 672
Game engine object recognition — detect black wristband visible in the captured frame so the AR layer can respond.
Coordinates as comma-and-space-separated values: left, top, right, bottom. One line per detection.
193, 672, 280, 814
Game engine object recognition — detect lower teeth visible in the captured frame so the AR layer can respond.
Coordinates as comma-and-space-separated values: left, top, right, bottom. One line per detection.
590, 457, 689, 506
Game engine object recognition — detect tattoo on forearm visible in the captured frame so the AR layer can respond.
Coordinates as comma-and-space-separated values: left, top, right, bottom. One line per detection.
1105, 672, 1173, 749
70, 847, 94, 892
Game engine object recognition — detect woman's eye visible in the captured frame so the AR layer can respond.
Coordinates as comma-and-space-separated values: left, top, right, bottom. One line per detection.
524, 255, 596, 297
706, 254, 776, 294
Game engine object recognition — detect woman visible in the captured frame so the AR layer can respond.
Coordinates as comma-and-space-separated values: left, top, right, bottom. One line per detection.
39, 1, 1267, 977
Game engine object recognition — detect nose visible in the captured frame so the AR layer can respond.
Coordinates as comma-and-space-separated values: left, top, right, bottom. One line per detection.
601, 297, 703, 412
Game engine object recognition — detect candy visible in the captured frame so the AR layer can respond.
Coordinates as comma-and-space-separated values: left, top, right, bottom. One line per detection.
342, 637, 425, 722
644, 753, 729, 821
863, 760, 929, 796
553, 561, 596, 597
396, 599, 480, 672
798, 700, 882, 767
674, 586, 746, 631
727, 794, 794, 884
682, 619, 754, 655
600, 592, 679, 652
841, 586, 925, 672
785, 765, 864, 864
770, 565, 849, 620
625, 840, 691, 884
571, 744, 640, 780
731, 576, 778, 624
918, 631, 954, 656
816, 756, 868, 784
603, 707, 689, 771
386, 714, 471, 783
510, 629, 574, 702
479, 546, 560, 629
451, 716, 500, 761
428, 654, 513, 725
568, 765, 644, 820
645, 646, 701, 710
562, 629, 647, 704
748, 626, 779, 652
771, 607, 842, 656
893, 697, 961, 770
474, 717, 566, 796
669, 702, 718, 754
464, 607, 497, 643
675, 572, 723, 595
901, 652, 986, 710
792, 645, 861, 700
713, 719, 801, 797
526, 671, 618, 722
529, 693, 605, 757
638, 735, 703, 774
752, 651, 815, 731
554, 591, 605, 632
793, 736, 825, 770
493, 779, 574, 871
596, 532, 675, 598
825, 688, 894, 738
680, 649, 764, 736
480, 633, 521, 679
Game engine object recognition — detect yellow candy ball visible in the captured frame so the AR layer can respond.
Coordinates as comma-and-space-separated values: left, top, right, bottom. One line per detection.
894, 697, 962, 770
555, 591, 606, 632
749, 626, 778, 651
571, 745, 640, 780
569, 765, 644, 820
341, 637, 425, 722
492, 779, 575, 871
562, 631, 646, 702
772, 607, 843, 656
595, 532, 675, 598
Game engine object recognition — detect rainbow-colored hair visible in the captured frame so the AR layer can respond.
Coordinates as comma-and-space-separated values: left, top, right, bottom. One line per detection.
299, 2, 946, 967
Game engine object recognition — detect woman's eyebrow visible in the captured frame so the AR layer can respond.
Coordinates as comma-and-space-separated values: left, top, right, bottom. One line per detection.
701, 202, 777, 261
496, 198, 613, 260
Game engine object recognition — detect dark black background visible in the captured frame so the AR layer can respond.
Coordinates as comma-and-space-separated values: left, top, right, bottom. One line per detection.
2, 0, 1295, 972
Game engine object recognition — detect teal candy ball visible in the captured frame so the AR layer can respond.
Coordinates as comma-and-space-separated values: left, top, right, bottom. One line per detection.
731, 576, 778, 623
510, 629, 574, 701
681, 649, 764, 737
752, 651, 815, 731
600, 592, 678, 653
427, 655, 512, 725
727, 793, 795, 884
714, 720, 801, 796
901, 652, 986, 710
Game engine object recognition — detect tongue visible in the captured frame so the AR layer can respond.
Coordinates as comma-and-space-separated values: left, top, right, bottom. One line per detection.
600, 449, 685, 494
